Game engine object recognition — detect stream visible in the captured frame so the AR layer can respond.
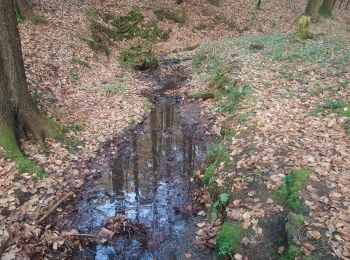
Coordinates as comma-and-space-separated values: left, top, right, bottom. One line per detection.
72, 94, 214, 259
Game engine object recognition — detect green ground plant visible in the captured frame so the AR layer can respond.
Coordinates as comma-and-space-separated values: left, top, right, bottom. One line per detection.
0, 117, 66, 177
119, 44, 158, 70
200, 143, 229, 185
154, 8, 187, 25
72, 57, 91, 69
274, 168, 311, 213
315, 100, 350, 117
188, 91, 214, 100
16, 10, 25, 23
294, 16, 313, 41
216, 222, 242, 257
83, 9, 168, 55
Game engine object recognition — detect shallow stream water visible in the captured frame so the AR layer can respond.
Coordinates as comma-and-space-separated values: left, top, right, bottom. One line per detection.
73, 95, 214, 259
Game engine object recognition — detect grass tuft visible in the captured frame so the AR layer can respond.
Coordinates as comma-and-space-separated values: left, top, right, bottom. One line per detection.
294, 16, 312, 41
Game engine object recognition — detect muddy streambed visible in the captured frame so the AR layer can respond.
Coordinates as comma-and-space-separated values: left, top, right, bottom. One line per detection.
69, 94, 214, 259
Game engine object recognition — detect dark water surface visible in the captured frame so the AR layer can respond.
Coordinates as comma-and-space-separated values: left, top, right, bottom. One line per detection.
74, 96, 214, 260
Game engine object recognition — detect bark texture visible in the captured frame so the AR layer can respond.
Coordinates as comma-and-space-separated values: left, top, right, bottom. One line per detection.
305, 0, 324, 21
320, 0, 335, 17
0, 0, 51, 146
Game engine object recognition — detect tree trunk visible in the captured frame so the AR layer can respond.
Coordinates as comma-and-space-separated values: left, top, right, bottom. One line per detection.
0, 0, 52, 164
320, 0, 335, 17
305, 0, 324, 21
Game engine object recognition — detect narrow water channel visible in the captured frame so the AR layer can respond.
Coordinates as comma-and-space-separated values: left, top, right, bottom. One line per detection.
74, 95, 214, 259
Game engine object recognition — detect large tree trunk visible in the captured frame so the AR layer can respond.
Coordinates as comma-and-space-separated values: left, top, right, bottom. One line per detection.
0, 0, 52, 171
305, 0, 324, 21
320, 0, 335, 17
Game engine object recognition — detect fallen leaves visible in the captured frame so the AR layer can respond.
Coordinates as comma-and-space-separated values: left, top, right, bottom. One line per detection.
307, 230, 322, 240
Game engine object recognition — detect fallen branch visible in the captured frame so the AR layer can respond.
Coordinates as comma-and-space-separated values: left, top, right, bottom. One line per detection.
35, 192, 74, 225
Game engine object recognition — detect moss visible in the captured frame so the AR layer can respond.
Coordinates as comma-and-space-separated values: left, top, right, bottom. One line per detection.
17, 157, 45, 178
201, 163, 216, 185
218, 85, 251, 113
227, 20, 237, 29
294, 16, 312, 41
72, 58, 91, 69
285, 213, 305, 240
194, 22, 208, 31
209, 69, 230, 90
154, 8, 187, 25
188, 91, 214, 100
319, 5, 332, 19
0, 124, 45, 177
61, 136, 85, 154
84, 9, 168, 55
119, 44, 158, 70
315, 100, 350, 117
44, 117, 66, 139
183, 44, 200, 51
16, 9, 25, 23
281, 243, 302, 260
32, 14, 48, 25
208, 0, 221, 7
274, 168, 310, 212
216, 222, 242, 257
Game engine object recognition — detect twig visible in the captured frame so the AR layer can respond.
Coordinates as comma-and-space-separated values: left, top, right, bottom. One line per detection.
35, 192, 74, 224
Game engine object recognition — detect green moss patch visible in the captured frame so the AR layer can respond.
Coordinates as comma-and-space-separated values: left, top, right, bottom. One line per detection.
154, 8, 187, 25
31, 14, 48, 25
72, 58, 91, 69
44, 117, 67, 139
16, 9, 25, 23
286, 213, 305, 240
0, 125, 45, 177
188, 91, 214, 100
84, 9, 169, 55
216, 221, 242, 257
274, 168, 311, 213
119, 44, 158, 70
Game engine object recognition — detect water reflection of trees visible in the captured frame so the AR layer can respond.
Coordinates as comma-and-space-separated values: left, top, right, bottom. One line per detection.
110, 102, 201, 224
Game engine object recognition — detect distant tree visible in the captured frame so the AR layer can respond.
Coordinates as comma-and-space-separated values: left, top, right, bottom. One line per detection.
0, 0, 54, 174
305, 0, 335, 21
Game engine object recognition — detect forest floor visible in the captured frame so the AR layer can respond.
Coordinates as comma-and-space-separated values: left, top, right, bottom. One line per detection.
0, 0, 350, 259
